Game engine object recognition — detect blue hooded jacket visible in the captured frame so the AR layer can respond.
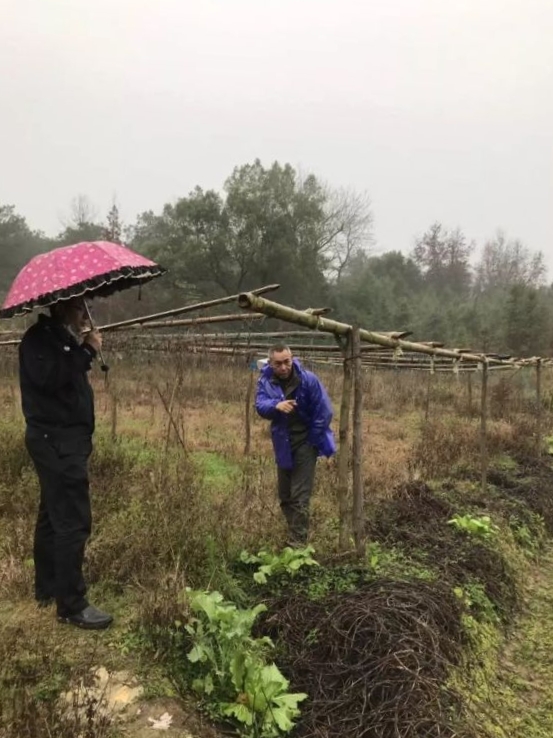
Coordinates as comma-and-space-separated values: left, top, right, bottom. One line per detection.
255, 358, 336, 470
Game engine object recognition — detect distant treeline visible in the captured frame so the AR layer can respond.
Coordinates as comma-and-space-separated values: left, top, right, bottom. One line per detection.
1, 160, 550, 356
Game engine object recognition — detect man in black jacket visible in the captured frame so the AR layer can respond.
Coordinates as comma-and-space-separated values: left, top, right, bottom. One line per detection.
19, 297, 112, 629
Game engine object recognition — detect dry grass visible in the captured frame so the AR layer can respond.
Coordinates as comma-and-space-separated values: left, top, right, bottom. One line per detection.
0, 348, 551, 738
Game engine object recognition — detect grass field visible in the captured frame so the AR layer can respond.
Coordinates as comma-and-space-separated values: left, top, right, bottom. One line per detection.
1, 349, 553, 738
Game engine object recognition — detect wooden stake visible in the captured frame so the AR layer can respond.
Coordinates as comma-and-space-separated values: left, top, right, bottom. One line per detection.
424, 360, 433, 423
536, 359, 542, 457
480, 362, 489, 494
351, 326, 365, 557
336, 332, 353, 550
244, 354, 255, 455
110, 388, 118, 441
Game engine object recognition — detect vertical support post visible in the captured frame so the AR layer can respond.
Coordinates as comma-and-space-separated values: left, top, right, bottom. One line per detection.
467, 371, 473, 416
424, 357, 434, 423
536, 360, 542, 457
336, 331, 353, 551
351, 326, 365, 557
244, 353, 255, 455
480, 361, 489, 495
110, 384, 118, 442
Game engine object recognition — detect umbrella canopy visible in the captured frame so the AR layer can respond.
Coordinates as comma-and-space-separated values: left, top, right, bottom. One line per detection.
0, 241, 166, 319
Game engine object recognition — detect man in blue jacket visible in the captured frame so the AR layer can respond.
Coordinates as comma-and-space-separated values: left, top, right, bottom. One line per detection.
255, 344, 336, 545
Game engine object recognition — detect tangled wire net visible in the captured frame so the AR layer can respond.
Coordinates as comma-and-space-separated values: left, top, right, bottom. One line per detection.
264, 578, 475, 738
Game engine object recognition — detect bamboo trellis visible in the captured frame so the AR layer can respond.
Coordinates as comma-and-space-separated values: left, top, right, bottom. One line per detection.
235, 291, 548, 554
0, 281, 550, 554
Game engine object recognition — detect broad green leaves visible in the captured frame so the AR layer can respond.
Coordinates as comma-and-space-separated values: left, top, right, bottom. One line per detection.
184, 588, 306, 737
240, 545, 319, 585
448, 514, 499, 540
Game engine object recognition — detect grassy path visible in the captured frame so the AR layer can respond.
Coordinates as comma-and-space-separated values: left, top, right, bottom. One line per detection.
484, 548, 553, 737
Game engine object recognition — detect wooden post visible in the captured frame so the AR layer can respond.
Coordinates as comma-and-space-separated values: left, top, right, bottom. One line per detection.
336, 332, 353, 551
467, 372, 473, 416
110, 385, 118, 441
351, 326, 365, 557
536, 360, 542, 457
424, 360, 433, 423
480, 362, 489, 495
244, 354, 255, 455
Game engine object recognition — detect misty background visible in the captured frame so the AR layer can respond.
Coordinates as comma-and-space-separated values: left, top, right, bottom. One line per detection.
1, 0, 552, 354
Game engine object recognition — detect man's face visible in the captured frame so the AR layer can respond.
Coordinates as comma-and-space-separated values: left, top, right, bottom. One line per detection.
61, 299, 88, 333
270, 349, 293, 379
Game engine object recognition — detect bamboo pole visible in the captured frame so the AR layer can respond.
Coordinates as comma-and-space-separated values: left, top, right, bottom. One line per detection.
351, 326, 365, 557
0, 312, 267, 346
108, 312, 266, 331
536, 359, 542, 457
336, 332, 353, 551
97, 284, 280, 332
480, 362, 489, 495
110, 386, 118, 441
163, 341, 401, 353
467, 372, 473, 416
237, 293, 518, 367
244, 354, 255, 455
424, 359, 434, 423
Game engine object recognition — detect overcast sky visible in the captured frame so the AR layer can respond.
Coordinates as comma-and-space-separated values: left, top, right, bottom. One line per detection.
1, 0, 552, 272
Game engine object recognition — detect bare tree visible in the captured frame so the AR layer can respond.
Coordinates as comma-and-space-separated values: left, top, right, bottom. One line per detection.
56, 195, 103, 246
317, 186, 373, 282
59, 194, 98, 230
475, 231, 546, 291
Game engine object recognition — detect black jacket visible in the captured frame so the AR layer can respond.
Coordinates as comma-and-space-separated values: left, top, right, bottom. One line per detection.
19, 314, 96, 436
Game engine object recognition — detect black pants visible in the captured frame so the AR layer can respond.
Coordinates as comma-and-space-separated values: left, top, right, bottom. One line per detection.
277, 443, 318, 544
25, 428, 92, 617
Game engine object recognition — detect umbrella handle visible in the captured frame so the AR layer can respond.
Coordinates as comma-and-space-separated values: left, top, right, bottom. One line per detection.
84, 302, 109, 373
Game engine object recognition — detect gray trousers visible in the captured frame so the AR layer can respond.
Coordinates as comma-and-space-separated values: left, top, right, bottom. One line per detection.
277, 443, 318, 544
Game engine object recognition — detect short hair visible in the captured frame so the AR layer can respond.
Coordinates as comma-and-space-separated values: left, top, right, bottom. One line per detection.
268, 343, 291, 359
49, 298, 84, 319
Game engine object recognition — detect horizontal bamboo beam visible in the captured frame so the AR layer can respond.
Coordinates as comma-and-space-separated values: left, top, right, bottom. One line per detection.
237, 292, 520, 366
1, 313, 267, 345
96, 283, 280, 332
110, 313, 265, 330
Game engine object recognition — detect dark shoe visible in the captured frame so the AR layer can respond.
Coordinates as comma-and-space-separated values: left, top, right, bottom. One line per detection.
36, 597, 54, 608
58, 605, 113, 630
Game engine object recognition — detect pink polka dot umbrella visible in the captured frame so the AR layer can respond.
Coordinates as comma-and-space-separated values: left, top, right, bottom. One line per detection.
0, 241, 166, 319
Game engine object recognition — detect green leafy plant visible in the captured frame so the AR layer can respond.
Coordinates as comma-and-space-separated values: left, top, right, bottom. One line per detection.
453, 582, 499, 624
509, 513, 546, 556
183, 589, 307, 737
366, 541, 382, 571
365, 542, 436, 582
239, 546, 318, 585
448, 514, 499, 540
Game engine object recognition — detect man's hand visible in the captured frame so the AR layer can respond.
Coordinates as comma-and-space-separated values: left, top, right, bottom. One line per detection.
276, 400, 297, 414
84, 330, 102, 353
